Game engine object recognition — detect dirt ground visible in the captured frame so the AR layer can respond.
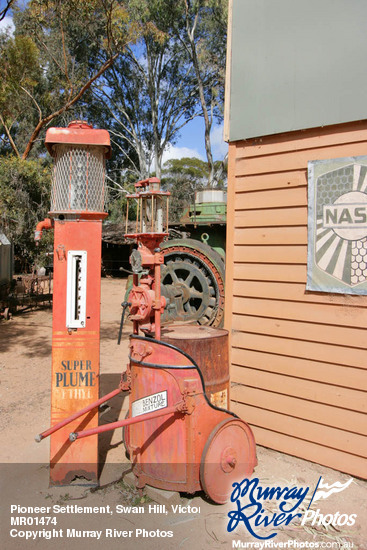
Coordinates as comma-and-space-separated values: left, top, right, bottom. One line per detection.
0, 278, 366, 550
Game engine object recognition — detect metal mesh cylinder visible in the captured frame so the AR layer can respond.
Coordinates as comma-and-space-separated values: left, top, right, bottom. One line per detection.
50, 145, 107, 213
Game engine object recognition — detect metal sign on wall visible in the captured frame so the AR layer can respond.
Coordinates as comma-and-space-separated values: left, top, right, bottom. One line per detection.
307, 156, 367, 294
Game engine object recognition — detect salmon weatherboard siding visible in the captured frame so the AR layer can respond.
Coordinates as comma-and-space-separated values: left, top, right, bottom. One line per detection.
225, 121, 367, 478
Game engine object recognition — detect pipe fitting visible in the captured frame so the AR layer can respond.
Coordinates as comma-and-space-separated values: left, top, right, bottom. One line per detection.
34, 218, 53, 245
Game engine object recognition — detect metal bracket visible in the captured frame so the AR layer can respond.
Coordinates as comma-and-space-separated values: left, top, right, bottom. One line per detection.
130, 341, 153, 361
56, 244, 66, 261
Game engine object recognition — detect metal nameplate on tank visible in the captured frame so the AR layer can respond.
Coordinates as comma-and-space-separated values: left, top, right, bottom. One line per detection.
132, 390, 168, 417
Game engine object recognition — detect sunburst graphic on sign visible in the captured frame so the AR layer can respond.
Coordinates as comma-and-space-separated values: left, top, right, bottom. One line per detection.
315, 164, 367, 286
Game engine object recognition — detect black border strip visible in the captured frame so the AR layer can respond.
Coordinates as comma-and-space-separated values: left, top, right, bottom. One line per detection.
129, 357, 197, 370
130, 334, 239, 419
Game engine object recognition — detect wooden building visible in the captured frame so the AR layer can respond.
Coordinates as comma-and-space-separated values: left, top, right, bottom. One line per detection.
224, 0, 367, 478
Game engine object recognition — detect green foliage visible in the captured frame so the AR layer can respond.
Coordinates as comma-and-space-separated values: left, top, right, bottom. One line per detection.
106, 179, 137, 224
187, 0, 228, 121
162, 156, 227, 221
0, 31, 43, 156
0, 156, 52, 271
170, 0, 228, 186
162, 157, 208, 221
0, 0, 144, 159
91, 0, 199, 181
163, 157, 210, 182
0, 33, 40, 108
0, 0, 229, 273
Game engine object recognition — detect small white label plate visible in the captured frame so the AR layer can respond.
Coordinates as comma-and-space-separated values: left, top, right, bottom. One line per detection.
132, 390, 168, 417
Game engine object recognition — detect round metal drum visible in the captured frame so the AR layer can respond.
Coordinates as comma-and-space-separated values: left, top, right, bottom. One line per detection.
200, 418, 257, 504
161, 325, 229, 409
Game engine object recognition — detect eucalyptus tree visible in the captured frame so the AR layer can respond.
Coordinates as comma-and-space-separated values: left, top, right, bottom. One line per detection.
119, 0, 228, 186
174, 0, 228, 186
162, 156, 227, 221
162, 157, 208, 221
0, 0, 144, 159
0, 0, 14, 22
0, 0, 148, 266
165, 0, 229, 188
92, 2, 199, 180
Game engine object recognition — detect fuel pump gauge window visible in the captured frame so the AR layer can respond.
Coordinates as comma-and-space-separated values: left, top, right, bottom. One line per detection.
66, 250, 87, 328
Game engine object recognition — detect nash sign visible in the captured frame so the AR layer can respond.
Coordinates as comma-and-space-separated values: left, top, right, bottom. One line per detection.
307, 157, 367, 294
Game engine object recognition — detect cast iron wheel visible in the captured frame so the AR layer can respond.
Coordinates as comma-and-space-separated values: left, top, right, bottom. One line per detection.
200, 418, 257, 504
160, 239, 225, 327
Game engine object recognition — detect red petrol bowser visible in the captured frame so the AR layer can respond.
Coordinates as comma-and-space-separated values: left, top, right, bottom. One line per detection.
36, 175, 257, 502
35, 121, 111, 485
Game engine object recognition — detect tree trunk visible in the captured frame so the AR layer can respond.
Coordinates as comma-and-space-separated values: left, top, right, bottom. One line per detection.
184, 3, 214, 188
21, 54, 118, 160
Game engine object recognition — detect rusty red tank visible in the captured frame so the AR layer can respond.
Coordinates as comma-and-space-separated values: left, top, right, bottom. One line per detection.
125, 334, 256, 503
160, 324, 230, 409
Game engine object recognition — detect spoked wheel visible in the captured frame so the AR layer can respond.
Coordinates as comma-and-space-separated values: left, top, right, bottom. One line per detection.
160, 239, 225, 327
200, 418, 257, 504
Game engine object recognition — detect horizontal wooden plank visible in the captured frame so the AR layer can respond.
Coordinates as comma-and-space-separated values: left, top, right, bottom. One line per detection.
232, 314, 366, 349
230, 385, 367, 436
230, 398, 366, 457
231, 365, 367, 412
233, 280, 367, 307
235, 170, 307, 193
232, 331, 367, 368
235, 142, 367, 176
233, 264, 307, 282
236, 123, 367, 158
231, 348, 367, 391
233, 403, 367, 478
235, 206, 308, 227
233, 294, 367, 328
233, 246, 307, 264
234, 226, 307, 245
235, 186, 307, 210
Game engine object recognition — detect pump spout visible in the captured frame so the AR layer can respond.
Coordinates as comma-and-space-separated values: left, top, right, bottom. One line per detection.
34, 218, 53, 245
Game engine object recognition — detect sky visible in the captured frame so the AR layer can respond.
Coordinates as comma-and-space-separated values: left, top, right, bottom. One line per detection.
0, 5, 228, 164
162, 119, 228, 164
0, 14, 13, 32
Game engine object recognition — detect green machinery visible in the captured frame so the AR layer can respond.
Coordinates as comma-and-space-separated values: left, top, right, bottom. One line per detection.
121, 188, 226, 339
160, 188, 227, 328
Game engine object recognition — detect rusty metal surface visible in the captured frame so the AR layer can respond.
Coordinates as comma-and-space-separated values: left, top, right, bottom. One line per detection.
49, 219, 103, 486
45, 121, 111, 158
126, 336, 256, 501
160, 239, 225, 327
161, 325, 229, 409
200, 418, 257, 504
36, 388, 122, 442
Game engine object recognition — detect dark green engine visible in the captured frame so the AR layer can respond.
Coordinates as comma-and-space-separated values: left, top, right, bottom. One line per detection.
175, 189, 227, 258
161, 189, 227, 327
122, 189, 227, 332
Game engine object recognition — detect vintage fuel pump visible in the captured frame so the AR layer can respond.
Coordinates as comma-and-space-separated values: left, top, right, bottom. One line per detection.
36, 175, 257, 502
35, 121, 111, 485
